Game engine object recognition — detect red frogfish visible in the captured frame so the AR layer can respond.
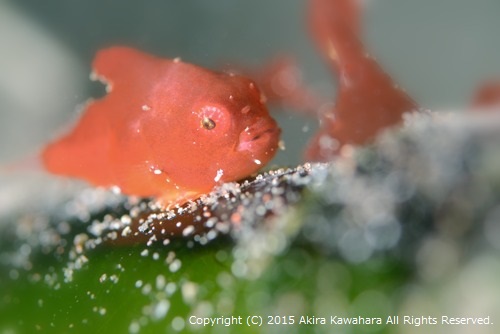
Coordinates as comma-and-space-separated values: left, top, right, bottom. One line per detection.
42, 46, 281, 207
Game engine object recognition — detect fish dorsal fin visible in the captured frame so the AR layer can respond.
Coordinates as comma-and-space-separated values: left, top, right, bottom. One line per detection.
309, 0, 361, 70
90, 46, 161, 91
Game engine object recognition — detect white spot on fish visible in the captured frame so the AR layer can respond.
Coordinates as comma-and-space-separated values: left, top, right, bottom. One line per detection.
254, 159, 262, 165
214, 169, 224, 182
141, 104, 151, 111
241, 105, 251, 114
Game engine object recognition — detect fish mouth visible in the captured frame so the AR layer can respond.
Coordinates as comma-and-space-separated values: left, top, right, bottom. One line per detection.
237, 120, 281, 153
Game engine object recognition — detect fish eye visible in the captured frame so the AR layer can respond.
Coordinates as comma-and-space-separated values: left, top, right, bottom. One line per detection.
201, 117, 216, 130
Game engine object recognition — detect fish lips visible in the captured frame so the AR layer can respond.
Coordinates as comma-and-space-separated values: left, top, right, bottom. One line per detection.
237, 119, 281, 154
